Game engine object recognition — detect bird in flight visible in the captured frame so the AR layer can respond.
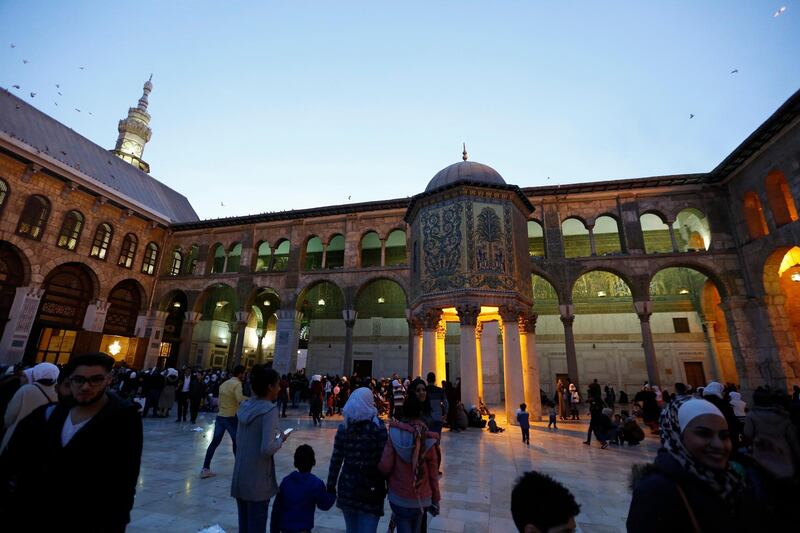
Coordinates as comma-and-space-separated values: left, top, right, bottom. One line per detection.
689, 114, 694, 119
79, 66, 84, 70
29, 92, 36, 98
22, 59, 28, 64
348, 195, 351, 200
10, 43, 15, 48
74, 108, 80, 112
774, 6, 787, 17
220, 201, 225, 207
55, 84, 60, 88
12, 84, 19, 89
57, 92, 62, 96
731, 69, 738, 74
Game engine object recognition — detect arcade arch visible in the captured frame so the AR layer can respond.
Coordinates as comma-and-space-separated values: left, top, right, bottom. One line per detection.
0, 242, 27, 341
360, 231, 382, 267
640, 213, 672, 253
326, 234, 345, 269
385, 230, 407, 266
762, 247, 800, 376
765, 171, 798, 227
562, 218, 590, 258
527, 220, 545, 257
743, 192, 769, 239
296, 280, 345, 373
594, 215, 622, 255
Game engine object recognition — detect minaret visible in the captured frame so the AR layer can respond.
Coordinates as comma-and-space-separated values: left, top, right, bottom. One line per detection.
111, 76, 153, 173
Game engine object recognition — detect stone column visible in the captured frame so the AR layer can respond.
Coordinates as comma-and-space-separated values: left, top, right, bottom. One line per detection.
701, 319, 722, 382
634, 300, 660, 387
178, 311, 201, 368
0, 284, 44, 365
475, 323, 484, 401
232, 311, 249, 367
420, 308, 441, 379
520, 313, 542, 418
273, 309, 302, 375
559, 304, 579, 388
435, 320, 447, 387
342, 309, 357, 376
143, 310, 169, 369
587, 224, 597, 256
255, 328, 266, 363
82, 299, 111, 332
410, 322, 422, 378
456, 304, 480, 411
380, 239, 386, 266
667, 219, 679, 252
500, 306, 526, 425
479, 321, 501, 404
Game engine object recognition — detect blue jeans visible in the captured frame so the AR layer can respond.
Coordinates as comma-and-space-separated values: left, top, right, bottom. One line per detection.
390, 502, 425, 533
236, 498, 269, 533
342, 509, 381, 533
203, 415, 238, 469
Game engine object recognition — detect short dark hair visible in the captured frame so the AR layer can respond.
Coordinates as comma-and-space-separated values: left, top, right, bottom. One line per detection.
232, 365, 245, 377
674, 382, 687, 394
511, 471, 580, 532
520, 403, 527, 410
427, 372, 436, 384
294, 444, 316, 473
250, 365, 279, 397
68, 353, 114, 375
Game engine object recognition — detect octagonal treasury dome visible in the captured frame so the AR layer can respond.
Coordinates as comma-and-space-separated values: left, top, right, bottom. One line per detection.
425, 160, 506, 192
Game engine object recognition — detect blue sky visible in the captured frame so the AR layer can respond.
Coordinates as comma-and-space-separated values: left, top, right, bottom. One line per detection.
1, 1, 798, 219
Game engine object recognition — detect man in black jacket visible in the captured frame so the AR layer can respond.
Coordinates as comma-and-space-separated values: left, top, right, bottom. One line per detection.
0, 352, 143, 532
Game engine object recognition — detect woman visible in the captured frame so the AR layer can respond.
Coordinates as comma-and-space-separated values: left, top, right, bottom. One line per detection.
230, 365, 287, 533
0, 362, 58, 453
569, 383, 580, 420
635, 385, 660, 433
327, 386, 388, 533
556, 380, 568, 421
412, 378, 433, 429
627, 397, 755, 532
159, 368, 178, 418
309, 376, 324, 426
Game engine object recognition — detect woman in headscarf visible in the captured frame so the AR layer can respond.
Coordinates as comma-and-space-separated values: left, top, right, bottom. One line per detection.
159, 368, 178, 418
327, 386, 388, 533
627, 397, 756, 532
1, 362, 59, 452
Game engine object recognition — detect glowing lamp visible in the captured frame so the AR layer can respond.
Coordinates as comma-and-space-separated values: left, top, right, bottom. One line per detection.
679, 289, 690, 295
108, 340, 122, 356
597, 291, 607, 297
317, 299, 326, 306
377, 297, 385, 304
792, 272, 800, 282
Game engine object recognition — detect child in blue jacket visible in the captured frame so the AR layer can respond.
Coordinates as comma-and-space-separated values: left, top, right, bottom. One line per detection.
270, 444, 336, 533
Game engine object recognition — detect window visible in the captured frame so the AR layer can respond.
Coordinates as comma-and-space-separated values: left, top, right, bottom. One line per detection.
16, 195, 50, 240
385, 229, 407, 265
272, 240, 290, 271
89, 223, 113, 260
169, 249, 183, 276
226, 243, 242, 273
326, 235, 345, 269
0, 179, 8, 212
211, 244, 226, 273
527, 220, 545, 257
765, 170, 798, 227
304, 236, 323, 270
255, 241, 272, 272
141, 242, 159, 275
673, 317, 690, 333
743, 192, 769, 239
640, 213, 672, 253
118, 233, 138, 268
360, 232, 382, 267
184, 244, 199, 274
56, 210, 84, 251
561, 218, 590, 258
594, 216, 622, 255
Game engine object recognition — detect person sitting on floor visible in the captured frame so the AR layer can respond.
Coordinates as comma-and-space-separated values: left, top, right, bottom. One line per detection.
487, 413, 504, 433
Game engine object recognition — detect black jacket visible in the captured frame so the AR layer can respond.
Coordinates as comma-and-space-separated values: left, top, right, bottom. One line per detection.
327, 420, 388, 516
1, 392, 143, 532
627, 450, 756, 533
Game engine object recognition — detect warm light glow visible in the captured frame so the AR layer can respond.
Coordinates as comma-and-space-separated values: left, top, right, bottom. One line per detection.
679, 288, 690, 295
779, 247, 800, 276
317, 298, 326, 306
173, 302, 181, 308
108, 340, 122, 356
441, 306, 498, 315
263, 300, 270, 306
792, 272, 800, 282
216, 302, 224, 308
597, 291, 607, 297
377, 297, 385, 304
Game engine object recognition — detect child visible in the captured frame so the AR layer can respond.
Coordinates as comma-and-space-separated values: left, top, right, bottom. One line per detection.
516, 403, 530, 445
487, 413, 504, 433
548, 403, 558, 431
270, 444, 336, 533
511, 471, 580, 532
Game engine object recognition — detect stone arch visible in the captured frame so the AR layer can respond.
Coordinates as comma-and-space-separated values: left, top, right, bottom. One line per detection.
104, 279, 146, 337
355, 275, 409, 305
743, 191, 769, 240
254, 240, 272, 272
673, 208, 711, 251
765, 170, 798, 227
385, 229, 407, 266
594, 214, 622, 255
561, 217, 590, 258
360, 231, 382, 267
640, 212, 673, 253
244, 286, 282, 316
647, 260, 731, 300
570, 266, 635, 301
159, 289, 189, 312
226, 242, 243, 273
209, 242, 226, 274
0, 241, 29, 341
354, 278, 408, 319
527, 219, 545, 258
193, 282, 239, 315
272, 238, 291, 272
303, 235, 324, 271
326, 234, 345, 269
530, 273, 559, 314
0, 239, 32, 286
296, 279, 346, 314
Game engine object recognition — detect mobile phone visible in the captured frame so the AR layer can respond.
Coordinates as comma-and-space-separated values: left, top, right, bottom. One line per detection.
282, 428, 294, 438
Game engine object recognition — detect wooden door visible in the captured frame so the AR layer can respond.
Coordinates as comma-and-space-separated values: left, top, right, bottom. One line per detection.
683, 362, 707, 389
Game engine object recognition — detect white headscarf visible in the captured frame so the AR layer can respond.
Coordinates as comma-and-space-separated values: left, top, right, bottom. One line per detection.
23, 367, 35, 383
342, 387, 381, 427
703, 381, 724, 399
32, 362, 59, 382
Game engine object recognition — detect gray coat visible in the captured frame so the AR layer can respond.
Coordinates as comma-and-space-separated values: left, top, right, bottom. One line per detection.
230, 398, 282, 501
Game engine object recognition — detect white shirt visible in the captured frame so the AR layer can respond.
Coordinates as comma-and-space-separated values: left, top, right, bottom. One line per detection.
61, 410, 92, 447
182, 377, 191, 392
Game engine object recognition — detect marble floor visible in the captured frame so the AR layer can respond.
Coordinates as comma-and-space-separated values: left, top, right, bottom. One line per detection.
129, 406, 660, 533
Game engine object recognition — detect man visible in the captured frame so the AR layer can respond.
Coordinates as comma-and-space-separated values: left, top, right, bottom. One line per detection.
176, 367, 192, 422
0, 352, 143, 532
426, 372, 448, 434
201, 364, 245, 478
511, 471, 580, 532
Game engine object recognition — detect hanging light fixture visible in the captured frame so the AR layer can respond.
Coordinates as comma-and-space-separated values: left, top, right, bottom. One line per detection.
377, 297, 385, 304
679, 288, 690, 295
597, 291, 607, 297
318, 298, 326, 306
791, 272, 800, 282
263, 300, 270, 306
173, 301, 181, 308
108, 340, 122, 356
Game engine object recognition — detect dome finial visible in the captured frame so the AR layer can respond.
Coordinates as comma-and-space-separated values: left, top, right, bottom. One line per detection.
462, 142, 468, 161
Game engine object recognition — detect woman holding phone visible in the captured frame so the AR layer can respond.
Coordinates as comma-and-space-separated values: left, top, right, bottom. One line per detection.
231, 365, 289, 533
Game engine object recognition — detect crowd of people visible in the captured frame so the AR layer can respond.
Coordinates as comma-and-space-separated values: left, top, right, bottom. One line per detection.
3, 354, 800, 532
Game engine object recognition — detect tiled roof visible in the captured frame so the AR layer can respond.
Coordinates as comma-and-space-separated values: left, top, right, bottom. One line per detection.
0, 88, 198, 223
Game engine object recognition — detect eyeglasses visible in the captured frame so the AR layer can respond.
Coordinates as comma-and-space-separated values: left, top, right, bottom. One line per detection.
69, 374, 108, 386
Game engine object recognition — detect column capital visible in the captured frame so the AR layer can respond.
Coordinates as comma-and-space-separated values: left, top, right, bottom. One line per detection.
456, 303, 480, 326
634, 300, 653, 321
277, 309, 302, 322
234, 310, 250, 325
435, 321, 447, 339
184, 311, 202, 324
342, 309, 357, 327
420, 307, 443, 329
559, 314, 575, 327
519, 313, 538, 333
498, 304, 523, 323
475, 321, 483, 340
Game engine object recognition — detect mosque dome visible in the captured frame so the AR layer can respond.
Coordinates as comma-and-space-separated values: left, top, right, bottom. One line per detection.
425, 160, 506, 193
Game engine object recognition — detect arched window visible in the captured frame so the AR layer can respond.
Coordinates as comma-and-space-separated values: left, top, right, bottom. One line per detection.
255, 241, 272, 272
561, 218, 590, 258
141, 242, 159, 275
304, 236, 323, 270
743, 192, 769, 239
272, 240, 290, 271
169, 248, 183, 276
765, 170, 798, 227
16, 195, 50, 240
118, 233, 138, 268
527, 220, 545, 257
360, 231, 382, 267
56, 210, 84, 251
673, 208, 711, 251
385, 229, 407, 265
89, 223, 113, 260
0, 179, 8, 213
326, 234, 345, 269
184, 244, 199, 274
640, 213, 672, 253
594, 215, 622, 255
226, 243, 242, 273
210, 244, 226, 273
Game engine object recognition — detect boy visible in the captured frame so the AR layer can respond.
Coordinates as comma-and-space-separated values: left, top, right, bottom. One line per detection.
511, 471, 580, 532
487, 413, 504, 433
516, 403, 530, 445
548, 403, 558, 431
270, 444, 335, 532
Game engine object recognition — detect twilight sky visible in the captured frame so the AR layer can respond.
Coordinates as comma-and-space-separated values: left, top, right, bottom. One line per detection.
1, 1, 798, 220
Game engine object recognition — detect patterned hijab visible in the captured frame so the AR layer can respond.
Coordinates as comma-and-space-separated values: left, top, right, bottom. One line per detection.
660, 396, 744, 504
342, 386, 381, 427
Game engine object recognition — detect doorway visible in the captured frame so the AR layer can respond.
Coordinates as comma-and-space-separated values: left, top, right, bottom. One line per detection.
353, 359, 372, 379
683, 362, 707, 389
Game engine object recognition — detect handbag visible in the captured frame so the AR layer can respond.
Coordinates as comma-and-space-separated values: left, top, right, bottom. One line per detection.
354, 468, 387, 505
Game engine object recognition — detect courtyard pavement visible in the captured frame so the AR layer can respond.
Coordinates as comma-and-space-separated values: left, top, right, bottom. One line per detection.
129, 406, 660, 533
